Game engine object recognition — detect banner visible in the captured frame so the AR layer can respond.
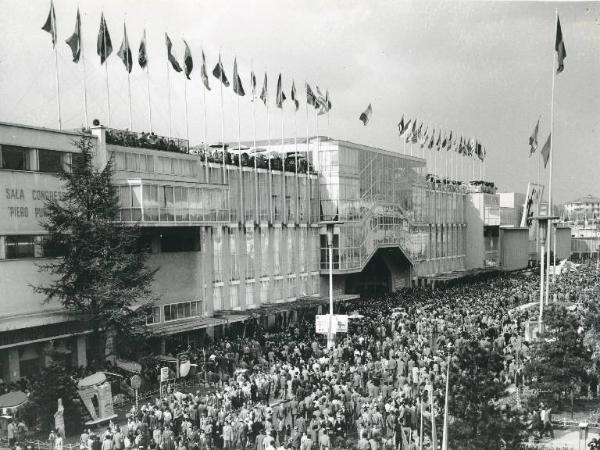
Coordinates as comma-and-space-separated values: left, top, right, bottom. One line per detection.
315, 314, 348, 334
520, 182, 544, 228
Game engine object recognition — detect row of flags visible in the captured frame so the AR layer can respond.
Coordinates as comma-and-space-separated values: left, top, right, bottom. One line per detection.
41, 2, 333, 114
397, 115, 487, 161
527, 15, 567, 168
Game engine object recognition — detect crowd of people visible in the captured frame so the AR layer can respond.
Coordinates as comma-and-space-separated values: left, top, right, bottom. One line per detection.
7, 260, 599, 450
87, 269, 557, 450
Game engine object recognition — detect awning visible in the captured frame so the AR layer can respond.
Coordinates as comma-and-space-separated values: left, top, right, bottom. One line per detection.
151, 317, 228, 336
0, 391, 28, 409
78, 372, 106, 388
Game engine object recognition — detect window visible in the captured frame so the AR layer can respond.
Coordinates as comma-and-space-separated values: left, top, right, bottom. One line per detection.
146, 307, 161, 325
38, 149, 64, 173
159, 227, 200, 253
5, 235, 35, 259
163, 301, 201, 322
1, 145, 29, 170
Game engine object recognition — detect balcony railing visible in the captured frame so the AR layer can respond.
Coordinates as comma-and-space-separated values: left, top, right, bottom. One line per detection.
106, 128, 190, 154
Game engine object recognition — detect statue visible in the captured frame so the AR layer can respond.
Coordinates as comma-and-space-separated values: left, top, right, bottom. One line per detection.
54, 398, 65, 438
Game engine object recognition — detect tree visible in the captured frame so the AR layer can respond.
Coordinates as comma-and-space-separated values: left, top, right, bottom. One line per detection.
34, 137, 157, 366
21, 363, 82, 434
524, 304, 591, 411
448, 340, 526, 450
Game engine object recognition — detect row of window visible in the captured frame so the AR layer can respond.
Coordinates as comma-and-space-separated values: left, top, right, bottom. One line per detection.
0, 235, 64, 259
0, 145, 76, 173
111, 151, 199, 178
146, 300, 202, 325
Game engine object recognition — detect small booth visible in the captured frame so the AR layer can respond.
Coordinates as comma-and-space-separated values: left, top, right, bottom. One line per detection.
0, 391, 28, 435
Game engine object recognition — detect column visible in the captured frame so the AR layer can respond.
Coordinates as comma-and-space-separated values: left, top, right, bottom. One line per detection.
8, 348, 20, 381
76, 335, 88, 367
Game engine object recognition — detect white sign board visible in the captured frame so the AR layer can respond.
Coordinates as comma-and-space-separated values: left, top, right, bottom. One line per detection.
315, 314, 349, 334
160, 367, 169, 382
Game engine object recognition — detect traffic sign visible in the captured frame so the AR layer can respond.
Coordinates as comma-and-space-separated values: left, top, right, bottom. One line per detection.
130, 375, 142, 390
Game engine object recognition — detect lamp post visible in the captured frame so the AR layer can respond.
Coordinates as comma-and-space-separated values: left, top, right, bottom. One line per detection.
532, 215, 558, 333
326, 223, 335, 349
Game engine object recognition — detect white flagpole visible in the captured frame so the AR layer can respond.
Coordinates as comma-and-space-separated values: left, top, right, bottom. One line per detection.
52, 12, 62, 130
80, 11, 89, 129
201, 47, 208, 182
146, 63, 153, 133
305, 83, 311, 224
220, 54, 226, 184
266, 75, 272, 222
184, 76, 189, 141
236, 63, 243, 223
294, 88, 299, 223
252, 63, 258, 223
166, 44, 172, 137
441, 358, 450, 450
546, 9, 558, 305
103, 16, 111, 127
127, 71, 133, 130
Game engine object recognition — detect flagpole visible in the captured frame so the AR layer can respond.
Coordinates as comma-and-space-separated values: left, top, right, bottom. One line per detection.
146, 62, 153, 133
267, 78, 272, 222
252, 62, 258, 223
305, 83, 311, 224
184, 76, 189, 141
201, 46, 208, 183
237, 83, 243, 223
103, 15, 111, 128
51, 13, 62, 130
294, 88, 299, 223
220, 54, 226, 184
127, 72, 133, 130
166, 44, 172, 137
546, 8, 558, 305
80, 11, 89, 129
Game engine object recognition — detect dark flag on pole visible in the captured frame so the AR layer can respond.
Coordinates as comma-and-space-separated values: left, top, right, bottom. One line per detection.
540, 133, 551, 168
212, 54, 230, 87
359, 104, 372, 126
117, 24, 132, 73
276, 74, 286, 108
138, 30, 148, 69
325, 90, 332, 112
306, 83, 318, 109
291, 81, 299, 111
529, 119, 539, 156
200, 50, 211, 90
250, 71, 257, 101
183, 40, 193, 79
555, 15, 566, 74
232, 58, 245, 96
42, 0, 57, 48
97, 12, 113, 64
165, 34, 182, 72
260, 74, 268, 106
65, 8, 81, 62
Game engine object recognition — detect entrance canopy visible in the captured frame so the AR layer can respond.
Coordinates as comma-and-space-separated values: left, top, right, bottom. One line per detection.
0, 391, 28, 410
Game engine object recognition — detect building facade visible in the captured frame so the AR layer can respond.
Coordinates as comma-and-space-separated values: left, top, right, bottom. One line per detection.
0, 122, 557, 381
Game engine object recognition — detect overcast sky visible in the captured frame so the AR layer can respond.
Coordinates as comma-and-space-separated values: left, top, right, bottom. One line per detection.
0, 0, 598, 203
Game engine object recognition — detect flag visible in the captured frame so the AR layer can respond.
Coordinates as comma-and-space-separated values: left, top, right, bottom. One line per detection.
138, 30, 148, 69
325, 90, 332, 112
411, 121, 419, 143
260, 74, 268, 106
212, 54, 230, 86
429, 131, 436, 150
200, 50, 210, 91
306, 83, 318, 108
359, 104, 372, 126
250, 71, 257, 100
165, 34, 182, 72
555, 15, 567, 74
183, 40, 193, 79
97, 12, 113, 64
65, 8, 81, 62
42, 0, 57, 48
276, 74, 286, 108
398, 116, 406, 136
117, 23, 132, 73
291, 81, 299, 111
540, 132, 551, 168
529, 119, 539, 156
315, 86, 327, 113
232, 58, 245, 96
447, 132, 453, 151
476, 141, 484, 161
436, 131, 442, 150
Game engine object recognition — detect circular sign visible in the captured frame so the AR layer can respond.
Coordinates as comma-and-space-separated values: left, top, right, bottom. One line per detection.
130, 375, 142, 390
